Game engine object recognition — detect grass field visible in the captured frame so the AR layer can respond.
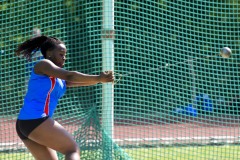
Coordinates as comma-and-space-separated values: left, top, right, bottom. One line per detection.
1, 145, 240, 160
125, 145, 240, 160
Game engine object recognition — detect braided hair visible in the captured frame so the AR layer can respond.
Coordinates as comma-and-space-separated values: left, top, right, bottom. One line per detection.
15, 36, 64, 61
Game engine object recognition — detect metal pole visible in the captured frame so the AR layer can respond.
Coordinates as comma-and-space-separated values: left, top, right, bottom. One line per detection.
188, 58, 196, 106
102, 0, 114, 159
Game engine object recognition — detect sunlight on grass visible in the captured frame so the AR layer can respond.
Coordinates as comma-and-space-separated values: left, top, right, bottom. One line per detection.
1, 145, 240, 160
0, 152, 34, 160
124, 146, 240, 160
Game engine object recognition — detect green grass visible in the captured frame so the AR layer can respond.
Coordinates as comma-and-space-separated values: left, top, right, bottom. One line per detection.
0, 152, 34, 160
125, 146, 240, 160
1, 145, 240, 160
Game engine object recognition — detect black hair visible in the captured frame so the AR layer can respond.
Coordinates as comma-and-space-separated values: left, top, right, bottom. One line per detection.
15, 35, 64, 61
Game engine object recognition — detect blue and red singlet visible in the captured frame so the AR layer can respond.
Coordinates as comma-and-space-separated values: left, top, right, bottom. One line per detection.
18, 68, 66, 120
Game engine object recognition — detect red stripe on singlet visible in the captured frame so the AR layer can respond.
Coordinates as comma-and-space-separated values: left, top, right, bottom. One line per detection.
43, 77, 56, 115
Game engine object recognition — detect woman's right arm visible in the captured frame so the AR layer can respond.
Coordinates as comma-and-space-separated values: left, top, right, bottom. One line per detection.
34, 59, 114, 83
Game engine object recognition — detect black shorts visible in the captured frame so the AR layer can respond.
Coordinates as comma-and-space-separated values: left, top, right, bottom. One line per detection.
16, 116, 49, 140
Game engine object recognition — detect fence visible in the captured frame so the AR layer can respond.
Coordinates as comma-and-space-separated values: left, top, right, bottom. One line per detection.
1, 1, 240, 159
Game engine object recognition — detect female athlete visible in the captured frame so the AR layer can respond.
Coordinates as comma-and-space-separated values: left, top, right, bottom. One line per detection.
15, 35, 114, 160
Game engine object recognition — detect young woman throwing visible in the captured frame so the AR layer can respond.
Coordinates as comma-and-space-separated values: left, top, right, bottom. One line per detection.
15, 36, 114, 160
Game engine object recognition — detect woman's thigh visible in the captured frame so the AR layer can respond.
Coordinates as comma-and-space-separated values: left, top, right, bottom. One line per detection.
22, 138, 58, 160
28, 118, 79, 155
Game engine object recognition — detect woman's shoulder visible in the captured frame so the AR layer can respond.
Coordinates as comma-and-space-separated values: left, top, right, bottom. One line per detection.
33, 59, 55, 75
31, 59, 50, 77
35, 59, 51, 65
31, 68, 48, 78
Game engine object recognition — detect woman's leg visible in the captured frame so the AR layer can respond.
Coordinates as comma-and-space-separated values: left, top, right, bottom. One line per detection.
22, 138, 58, 160
28, 118, 80, 160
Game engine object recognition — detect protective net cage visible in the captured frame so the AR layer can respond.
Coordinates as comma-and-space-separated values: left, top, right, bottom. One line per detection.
1, 0, 240, 160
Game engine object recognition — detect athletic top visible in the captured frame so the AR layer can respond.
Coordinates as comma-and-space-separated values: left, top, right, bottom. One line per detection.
18, 69, 66, 120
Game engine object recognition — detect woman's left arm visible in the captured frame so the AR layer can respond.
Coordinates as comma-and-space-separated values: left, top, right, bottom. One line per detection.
66, 81, 99, 87
66, 71, 114, 87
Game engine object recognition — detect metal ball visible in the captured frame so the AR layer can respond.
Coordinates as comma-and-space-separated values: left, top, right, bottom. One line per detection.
220, 47, 231, 58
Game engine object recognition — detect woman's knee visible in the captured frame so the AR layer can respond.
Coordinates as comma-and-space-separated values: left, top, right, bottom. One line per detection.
63, 144, 80, 160
65, 151, 80, 160
22, 139, 58, 160
61, 142, 80, 155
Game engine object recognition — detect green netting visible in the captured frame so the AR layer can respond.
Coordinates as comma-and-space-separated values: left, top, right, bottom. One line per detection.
1, 0, 240, 160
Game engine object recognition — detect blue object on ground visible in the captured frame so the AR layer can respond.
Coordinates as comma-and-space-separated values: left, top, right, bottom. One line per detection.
174, 93, 213, 117
174, 104, 198, 117
195, 93, 213, 112
185, 104, 198, 117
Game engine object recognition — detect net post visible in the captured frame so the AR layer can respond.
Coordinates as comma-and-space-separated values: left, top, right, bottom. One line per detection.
188, 58, 196, 106
102, 0, 114, 159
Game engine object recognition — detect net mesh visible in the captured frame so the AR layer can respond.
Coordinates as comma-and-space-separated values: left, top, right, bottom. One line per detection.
1, 0, 240, 160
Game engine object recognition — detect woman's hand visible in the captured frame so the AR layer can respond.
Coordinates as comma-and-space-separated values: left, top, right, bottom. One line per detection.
99, 71, 114, 83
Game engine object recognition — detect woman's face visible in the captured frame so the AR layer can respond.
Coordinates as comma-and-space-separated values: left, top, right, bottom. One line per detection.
48, 44, 67, 68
